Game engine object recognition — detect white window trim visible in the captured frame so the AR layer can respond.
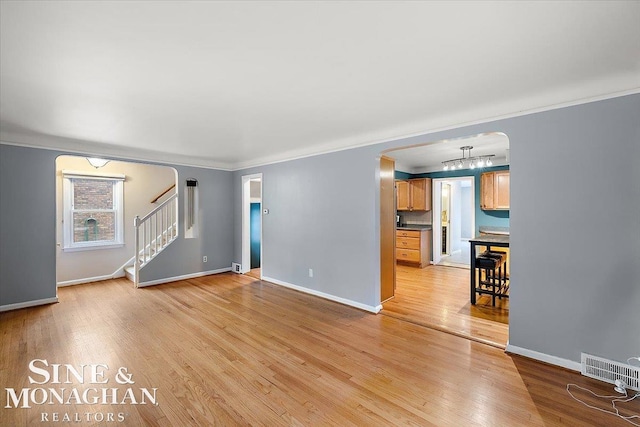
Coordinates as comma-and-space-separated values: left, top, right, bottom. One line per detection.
62, 170, 125, 252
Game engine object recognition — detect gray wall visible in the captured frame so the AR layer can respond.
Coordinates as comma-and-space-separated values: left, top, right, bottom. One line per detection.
0, 144, 234, 305
2, 94, 638, 365
234, 148, 380, 307
0, 145, 57, 305
139, 165, 233, 283
508, 96, 639, 363
233, 94, 640, 364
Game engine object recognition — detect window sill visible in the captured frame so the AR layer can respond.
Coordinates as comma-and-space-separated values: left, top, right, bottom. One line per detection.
62, 243, 124, 253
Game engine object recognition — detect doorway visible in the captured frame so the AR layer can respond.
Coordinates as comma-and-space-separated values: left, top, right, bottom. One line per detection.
55, 155, 178, 287
432, 177, 474, 267
378, 132, 510, 347
241, 174, 262, 279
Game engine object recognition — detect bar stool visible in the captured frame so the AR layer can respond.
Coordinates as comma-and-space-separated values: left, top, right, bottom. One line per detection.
475, 250, 508, 306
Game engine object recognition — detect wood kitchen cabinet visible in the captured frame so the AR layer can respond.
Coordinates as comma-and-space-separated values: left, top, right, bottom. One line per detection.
396, 228, 432, 268
396, 178, 431, 211
480, 171, 510, 210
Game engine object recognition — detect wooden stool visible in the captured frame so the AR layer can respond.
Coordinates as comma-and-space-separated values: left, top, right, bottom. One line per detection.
475, 250, 508, 306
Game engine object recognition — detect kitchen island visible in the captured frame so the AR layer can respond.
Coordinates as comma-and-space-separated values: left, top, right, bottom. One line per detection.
470, 234, 510, 304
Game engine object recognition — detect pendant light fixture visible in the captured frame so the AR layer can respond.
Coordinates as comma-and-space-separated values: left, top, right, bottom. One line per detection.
442, 146, 494, 171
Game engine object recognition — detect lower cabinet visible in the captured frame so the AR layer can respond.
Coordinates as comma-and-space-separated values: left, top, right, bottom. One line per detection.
396, 229, 432, 268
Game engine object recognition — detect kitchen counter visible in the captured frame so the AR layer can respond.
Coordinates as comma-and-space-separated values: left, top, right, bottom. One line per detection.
470, 234, 509, 245
478, 226, 510, 236
397, 224, 432, 231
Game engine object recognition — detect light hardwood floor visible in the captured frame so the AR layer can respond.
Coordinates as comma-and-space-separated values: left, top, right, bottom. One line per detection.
246, 268, 261, 279
383, 264, 509, 348
1, 273, 634, 426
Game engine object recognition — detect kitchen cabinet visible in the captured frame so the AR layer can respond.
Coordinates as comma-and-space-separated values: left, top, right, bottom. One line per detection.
480, 171, 510, 210
396, 178, 431, 211
396, 228, 432, 268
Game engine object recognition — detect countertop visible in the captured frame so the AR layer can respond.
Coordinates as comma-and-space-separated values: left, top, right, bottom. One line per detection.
470, 234, 509, 245
397, 224, 432, 231
478, 226, 510, 236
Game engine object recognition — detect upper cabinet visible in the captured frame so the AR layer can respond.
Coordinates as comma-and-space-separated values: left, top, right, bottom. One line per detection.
481, 170, 510, 210
396, 180, 410, 210
397, 178, 431, 211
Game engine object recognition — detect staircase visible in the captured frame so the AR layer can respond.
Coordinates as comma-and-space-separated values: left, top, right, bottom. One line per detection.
125, 193, 178, 287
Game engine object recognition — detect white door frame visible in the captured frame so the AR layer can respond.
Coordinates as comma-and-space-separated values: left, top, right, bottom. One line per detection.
241, 173, 262, 275
432, 176, 475, 265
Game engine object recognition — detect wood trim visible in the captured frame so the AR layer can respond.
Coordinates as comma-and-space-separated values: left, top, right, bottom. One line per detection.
151, 183, 176, 203
380, 155, 396, 302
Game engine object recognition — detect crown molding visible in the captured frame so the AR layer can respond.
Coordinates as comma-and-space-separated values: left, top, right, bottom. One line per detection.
0, 131, 233, 171
2, 88, 638, 172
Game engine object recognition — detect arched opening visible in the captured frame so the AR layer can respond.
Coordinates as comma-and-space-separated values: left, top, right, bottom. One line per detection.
55, 155, 178, 287
379, 132, 511, 347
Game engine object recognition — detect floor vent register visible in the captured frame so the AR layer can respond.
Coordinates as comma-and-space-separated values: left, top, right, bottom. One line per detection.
581, 353, 640, 391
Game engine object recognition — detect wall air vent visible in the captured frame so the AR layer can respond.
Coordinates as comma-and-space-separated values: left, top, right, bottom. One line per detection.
581, 353, 640, 391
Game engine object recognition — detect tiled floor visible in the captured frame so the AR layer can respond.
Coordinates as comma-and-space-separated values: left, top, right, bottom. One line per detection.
438, 238, 471, 268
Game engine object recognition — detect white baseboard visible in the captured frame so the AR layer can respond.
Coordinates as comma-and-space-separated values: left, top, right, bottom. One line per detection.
506, 342, 581, 372
137, 267, 232, 287
57, 272, 126, 287
57, 257, 133, 287
262, 276, 382, 314
0, 297, 59, 313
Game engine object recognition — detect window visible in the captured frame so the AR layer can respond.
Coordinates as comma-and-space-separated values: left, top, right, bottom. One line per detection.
63, 171, 125, 251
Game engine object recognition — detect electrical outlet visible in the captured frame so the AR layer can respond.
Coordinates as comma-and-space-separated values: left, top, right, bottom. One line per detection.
309, 268, 313, 278
203, 256, 207, 263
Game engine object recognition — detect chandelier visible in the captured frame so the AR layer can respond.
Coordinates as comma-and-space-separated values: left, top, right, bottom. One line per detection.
442, 146, 494, 171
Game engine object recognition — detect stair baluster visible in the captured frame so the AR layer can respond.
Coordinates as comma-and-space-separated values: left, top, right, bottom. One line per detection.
132, 193, 179, 287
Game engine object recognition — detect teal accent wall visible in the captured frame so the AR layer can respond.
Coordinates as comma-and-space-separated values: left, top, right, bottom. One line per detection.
250, 202, 261, 268
405, 165, 509, 235
394, 170, 412, 180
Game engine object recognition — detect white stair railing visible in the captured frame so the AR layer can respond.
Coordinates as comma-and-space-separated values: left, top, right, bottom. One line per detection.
133, 193, 178, 287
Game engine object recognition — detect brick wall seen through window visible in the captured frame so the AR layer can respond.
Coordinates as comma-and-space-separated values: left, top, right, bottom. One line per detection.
63, 173, 124, 250
72, 179, 116, 243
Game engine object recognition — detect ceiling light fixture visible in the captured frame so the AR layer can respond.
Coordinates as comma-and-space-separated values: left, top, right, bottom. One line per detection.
441, 146, 495, 171
86, 157, 110, 168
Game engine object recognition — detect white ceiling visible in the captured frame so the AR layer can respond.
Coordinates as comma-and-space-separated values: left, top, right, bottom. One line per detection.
1, 1, 639, 170
386, 132, 510, 174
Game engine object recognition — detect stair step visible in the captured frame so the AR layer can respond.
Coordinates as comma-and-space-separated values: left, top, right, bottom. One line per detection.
124, 265, 136, 282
